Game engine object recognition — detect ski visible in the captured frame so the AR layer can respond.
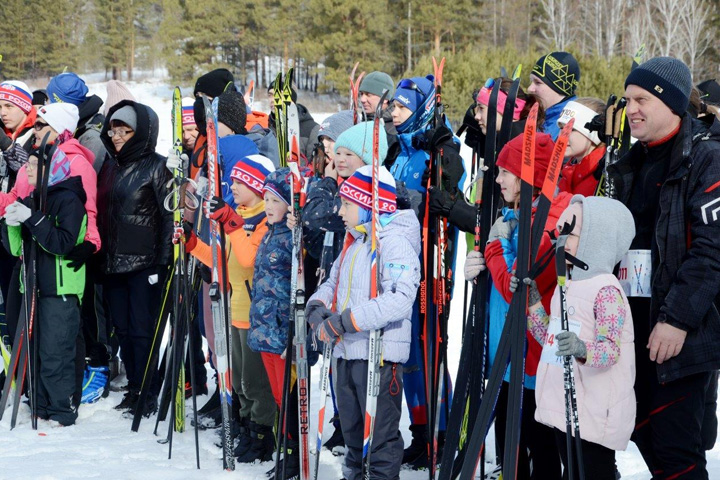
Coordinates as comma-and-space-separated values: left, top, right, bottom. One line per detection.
458, 107, 571, 479
427, 55, 451, 480
361, 88, 390, 480
273, 72, 287, 167
348, 62, 366, 124
556, 215, 586, 480
439, 76, 502, 480
289, 134, 311, 480
312, 231, 334, 480
203, 94, 235, 471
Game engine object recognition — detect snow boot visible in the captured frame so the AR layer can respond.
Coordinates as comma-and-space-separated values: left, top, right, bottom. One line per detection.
238, 422, 275, 463
115, 390, 139, 411
266, 439, 300, 480
81, 366, 109, 404
323, 417, 345, 455
408, 429, 445, 470
233, 417, 252, 457
402, 424, 428, 465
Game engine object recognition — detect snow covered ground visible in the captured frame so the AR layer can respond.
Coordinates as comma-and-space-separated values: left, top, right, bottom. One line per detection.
0, 78, 718, 479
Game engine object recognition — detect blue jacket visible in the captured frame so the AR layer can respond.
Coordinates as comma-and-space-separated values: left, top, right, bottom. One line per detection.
309, 210, 421, 363
248, 220, 293, 354
543, 96, 576, 140
486, 207, 537, 389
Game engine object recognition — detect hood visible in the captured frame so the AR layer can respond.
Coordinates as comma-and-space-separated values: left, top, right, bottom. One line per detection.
47, 174, 87, 205
59, 137, 96, 167
351, 209, 422, 256
219, 134, 260, 207
570, 195, 635, 281
101, 100, 159, 163
5, 108, 37, 141
77, 95, 104, 126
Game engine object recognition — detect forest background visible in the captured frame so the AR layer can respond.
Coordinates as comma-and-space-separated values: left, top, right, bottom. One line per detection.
1, 0, 717, 120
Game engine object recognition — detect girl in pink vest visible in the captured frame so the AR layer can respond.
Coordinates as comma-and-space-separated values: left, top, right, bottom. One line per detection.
527, 195, 636, 480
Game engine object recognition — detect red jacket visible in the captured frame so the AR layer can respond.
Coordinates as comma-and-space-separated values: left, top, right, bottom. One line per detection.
485, 192, 572, 376
558, 146, 605, 197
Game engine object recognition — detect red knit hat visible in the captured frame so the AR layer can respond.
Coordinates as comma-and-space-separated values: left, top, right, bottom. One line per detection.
496, 132, 554, 188
339, 165, 397, 214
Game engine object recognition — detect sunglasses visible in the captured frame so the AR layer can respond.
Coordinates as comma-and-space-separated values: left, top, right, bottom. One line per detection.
484, 77, 496, 89
33, 121, 49, 130
397, 78, 427, 97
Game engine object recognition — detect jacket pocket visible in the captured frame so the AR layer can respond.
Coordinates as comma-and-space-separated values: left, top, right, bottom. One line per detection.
116, 218, 154, 255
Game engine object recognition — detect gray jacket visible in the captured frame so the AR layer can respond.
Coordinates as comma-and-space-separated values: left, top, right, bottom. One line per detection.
309, 209, 421, 363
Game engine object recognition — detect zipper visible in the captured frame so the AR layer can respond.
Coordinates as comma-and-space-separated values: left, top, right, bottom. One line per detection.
340, 240, 364, 310
58, 256, 64, 288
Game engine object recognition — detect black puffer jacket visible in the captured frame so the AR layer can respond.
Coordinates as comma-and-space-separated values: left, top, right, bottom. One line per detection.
97, 100, 173, 275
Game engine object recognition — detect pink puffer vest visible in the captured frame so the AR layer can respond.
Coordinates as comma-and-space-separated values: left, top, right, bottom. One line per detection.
534, 273, 636, 451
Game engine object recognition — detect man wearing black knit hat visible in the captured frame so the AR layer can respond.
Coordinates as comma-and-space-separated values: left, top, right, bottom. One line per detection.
608, 56, 720, 480
528, 51, 580, 140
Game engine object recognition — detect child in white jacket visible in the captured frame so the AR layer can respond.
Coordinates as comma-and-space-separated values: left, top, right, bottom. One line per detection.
527, 195, 636, 480
305, 165, 420, 480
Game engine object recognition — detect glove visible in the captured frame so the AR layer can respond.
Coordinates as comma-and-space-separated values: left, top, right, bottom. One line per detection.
556, 331, 587, 360
0, 129, 11, 151
395, 181, 412, 210
166, 149, 188, 173
66, 240, 96, 272
317, 309, 358, 344
509, 274, 519, 293
173, 221, 197, 251
305, 300, 333, 331
204, 196, 245, 233
464, 250, 486, 281
317, 314, 346, 345
523, 277, 542, 306
4, 201, 32, 226
428, 186, 455, 217
461, 102, 483, 149
199, 264, 212, 284
487, 216, 518, 244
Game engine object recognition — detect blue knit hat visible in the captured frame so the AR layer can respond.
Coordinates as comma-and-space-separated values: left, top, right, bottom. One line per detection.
263, 167, 292, 205
393, 75, 434, 113
333, 121, 388, 165
393, 75, 436, 134
47, 72, 89, 106
625, 56, 692, 116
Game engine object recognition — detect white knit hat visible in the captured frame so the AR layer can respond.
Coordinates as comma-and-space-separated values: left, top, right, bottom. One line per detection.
37, 103, 80, 135
557, 101, 601, 145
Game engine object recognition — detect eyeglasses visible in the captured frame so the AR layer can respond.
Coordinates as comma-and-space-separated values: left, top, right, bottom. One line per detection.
397, 78, 427, 97
33, 122, 49, 130
26, 161, 38, 171
108, 128, 134, 138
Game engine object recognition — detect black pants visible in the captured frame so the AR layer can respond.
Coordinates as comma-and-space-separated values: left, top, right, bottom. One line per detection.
103, 267, 164, 391
37, 295, 81, 425
495, 382, 562, 480
632, 370, 714, 480
0, 248, 16, 345
336, 358, 404, 480
553, 428, 615, 480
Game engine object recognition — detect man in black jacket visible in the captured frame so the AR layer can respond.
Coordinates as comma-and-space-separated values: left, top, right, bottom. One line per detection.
609, 56, 720, 480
